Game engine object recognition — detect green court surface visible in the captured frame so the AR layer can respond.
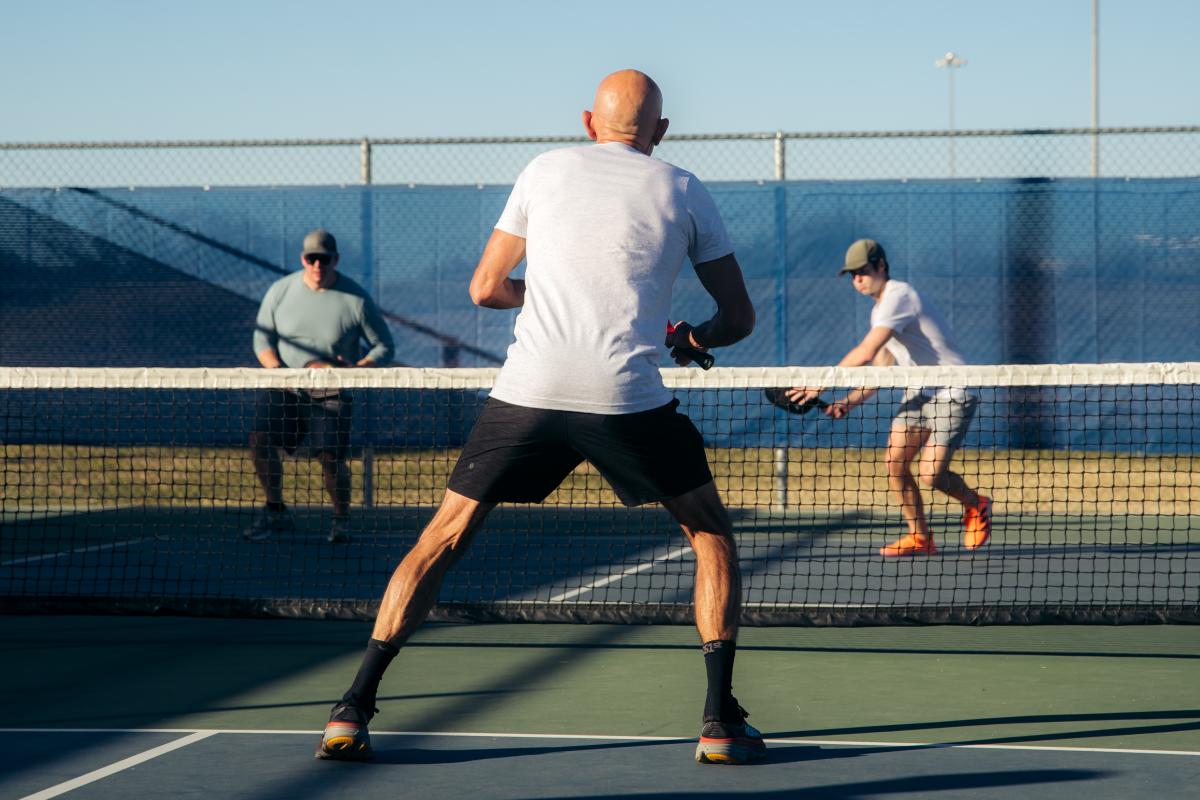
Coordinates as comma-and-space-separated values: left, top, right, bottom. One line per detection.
2, 616, 1198, 798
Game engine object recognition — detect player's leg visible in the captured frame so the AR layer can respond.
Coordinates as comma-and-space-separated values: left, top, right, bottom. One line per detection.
919, 396, 990, 548
663, 486, 764, 766
916, 443, 978, 506
316, 452, 351, 515
575, 401, 764, 764
308, 392, 354, 541
318, 399, 580, 761
245, 390, 296, 541
249, 390, 287, 503
372, 489, 493, 643
249, 430, 283, 502
318, 488, 495, 761
886, 424, 930, 534
880, 424, 937, 556
662, 483, 740, 643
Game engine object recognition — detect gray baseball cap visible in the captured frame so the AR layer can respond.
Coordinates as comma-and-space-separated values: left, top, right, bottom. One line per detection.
839, 239, 886, 274
302, 229, 338, 256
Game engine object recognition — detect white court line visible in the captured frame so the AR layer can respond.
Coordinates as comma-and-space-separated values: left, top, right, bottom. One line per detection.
3, 728, 1197, 758
547, 545, 693, 603
18, 731, 216, 800
1, 539, 145, 568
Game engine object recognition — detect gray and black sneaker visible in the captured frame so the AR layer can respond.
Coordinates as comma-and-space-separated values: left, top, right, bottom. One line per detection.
695, 702, 767, 765
328, 516, 351, 544
315, 702, 374, 761
242, 506, 295, 542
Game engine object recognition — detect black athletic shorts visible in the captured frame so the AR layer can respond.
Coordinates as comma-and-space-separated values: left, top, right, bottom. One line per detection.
447, 397, 713, 507
251, 389, 353, 460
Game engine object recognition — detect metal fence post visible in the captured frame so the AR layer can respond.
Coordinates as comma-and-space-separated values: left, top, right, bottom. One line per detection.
360, 136, 376, 509
772, 447, 788, 511
773, 131, 785, 181
359, 138, 372, 185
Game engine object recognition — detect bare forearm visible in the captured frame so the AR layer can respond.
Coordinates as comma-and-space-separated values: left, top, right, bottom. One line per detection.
838, 346, 878, 368
257, 348, 283, 369
472, 277, 526, 309
841, 386, 877, 407
468, 230, 527, 309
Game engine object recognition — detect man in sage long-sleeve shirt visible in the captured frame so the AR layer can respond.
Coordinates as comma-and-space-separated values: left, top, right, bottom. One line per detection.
246, 229, 394, 544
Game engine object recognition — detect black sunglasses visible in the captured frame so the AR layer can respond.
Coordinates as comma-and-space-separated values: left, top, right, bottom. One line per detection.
304, 254, 333, 266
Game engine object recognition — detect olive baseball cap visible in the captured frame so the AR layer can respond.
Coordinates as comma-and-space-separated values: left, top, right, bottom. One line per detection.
302, 229, 338, 256
839, 239, 886, 274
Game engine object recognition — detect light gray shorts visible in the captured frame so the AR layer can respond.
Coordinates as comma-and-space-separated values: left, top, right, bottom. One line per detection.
892, 390, 978, 449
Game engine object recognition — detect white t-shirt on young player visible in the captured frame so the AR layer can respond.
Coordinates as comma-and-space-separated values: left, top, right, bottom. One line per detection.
870, 279, 969, 400
488, 142, 734, 414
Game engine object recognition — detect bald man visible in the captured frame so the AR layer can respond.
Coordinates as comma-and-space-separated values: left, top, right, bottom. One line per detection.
316, 70, 763, 766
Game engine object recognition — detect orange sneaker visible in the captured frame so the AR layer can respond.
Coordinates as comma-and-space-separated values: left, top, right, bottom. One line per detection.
962, 496, 992, 549
879, 533, 936, 557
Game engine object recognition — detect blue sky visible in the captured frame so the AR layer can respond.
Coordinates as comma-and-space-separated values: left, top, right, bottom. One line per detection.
4, 0, 1198, 142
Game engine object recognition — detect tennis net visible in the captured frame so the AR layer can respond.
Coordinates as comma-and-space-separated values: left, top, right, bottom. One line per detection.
2, 364, 1197, 624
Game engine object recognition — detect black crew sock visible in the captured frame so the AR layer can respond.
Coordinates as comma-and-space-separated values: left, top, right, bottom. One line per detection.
265, 500, 286, 513
701, 639, 737, 721
340, 638, 400, 714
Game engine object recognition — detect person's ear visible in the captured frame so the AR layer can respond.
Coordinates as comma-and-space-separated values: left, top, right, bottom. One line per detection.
582, 110, 598, 141
652, 117, 669, 146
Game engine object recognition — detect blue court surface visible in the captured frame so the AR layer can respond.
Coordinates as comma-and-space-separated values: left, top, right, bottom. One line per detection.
2, 617, 1198, 799
3, 727, 1199, 800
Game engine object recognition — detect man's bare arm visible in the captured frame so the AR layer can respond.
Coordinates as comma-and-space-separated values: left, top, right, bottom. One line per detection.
469, 230, 528, 309
256, 348, 283, 369
838, 325, 895, 368
787, 326, 896, 411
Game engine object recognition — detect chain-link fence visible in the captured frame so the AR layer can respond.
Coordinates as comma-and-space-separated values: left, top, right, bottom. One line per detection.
2, 127, 1198, 188
2, 127, 1199, 369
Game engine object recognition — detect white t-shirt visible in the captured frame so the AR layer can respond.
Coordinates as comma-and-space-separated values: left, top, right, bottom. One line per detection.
488, 142, 734, 413
871, 279, 969, 399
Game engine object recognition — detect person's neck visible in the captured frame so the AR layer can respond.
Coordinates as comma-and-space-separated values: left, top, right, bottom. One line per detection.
303, 273, 336, 292
594, 134, 650, 154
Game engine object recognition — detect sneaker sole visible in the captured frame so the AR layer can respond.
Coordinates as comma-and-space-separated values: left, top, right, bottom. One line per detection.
963, 531, 991, 549
315, 723, 373, 761
695, 739, 767, 765
315, 737, 373, 761
315, 745, 373, 761
879, 547, 936, 557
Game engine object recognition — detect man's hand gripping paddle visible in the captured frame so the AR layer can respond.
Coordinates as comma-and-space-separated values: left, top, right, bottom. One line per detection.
666, 320, 715, 370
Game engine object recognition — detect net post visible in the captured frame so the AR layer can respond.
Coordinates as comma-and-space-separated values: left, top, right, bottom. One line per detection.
772, 446, 788, 510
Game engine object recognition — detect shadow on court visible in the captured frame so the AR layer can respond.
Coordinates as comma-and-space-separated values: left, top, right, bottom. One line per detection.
527, 771, 1107, 800
370, 739, 844, 766
0, 616, 655, 794
775, 708, 1200, 747
399, 638, 1200, 660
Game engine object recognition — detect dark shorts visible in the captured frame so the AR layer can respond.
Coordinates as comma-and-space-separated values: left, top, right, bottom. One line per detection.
251, 389, 353, 460
448, 398, 713, 507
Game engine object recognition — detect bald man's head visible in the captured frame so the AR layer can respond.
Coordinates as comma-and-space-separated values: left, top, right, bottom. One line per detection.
583, 70, 669, 154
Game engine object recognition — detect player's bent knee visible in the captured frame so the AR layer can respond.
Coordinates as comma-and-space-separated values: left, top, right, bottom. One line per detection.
920, 467, 952, 490
663, 482, 732, 538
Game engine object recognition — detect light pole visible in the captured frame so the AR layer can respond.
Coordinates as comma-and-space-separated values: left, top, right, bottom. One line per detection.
935, 51, 967, 177
1091, 0, 1100, 176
